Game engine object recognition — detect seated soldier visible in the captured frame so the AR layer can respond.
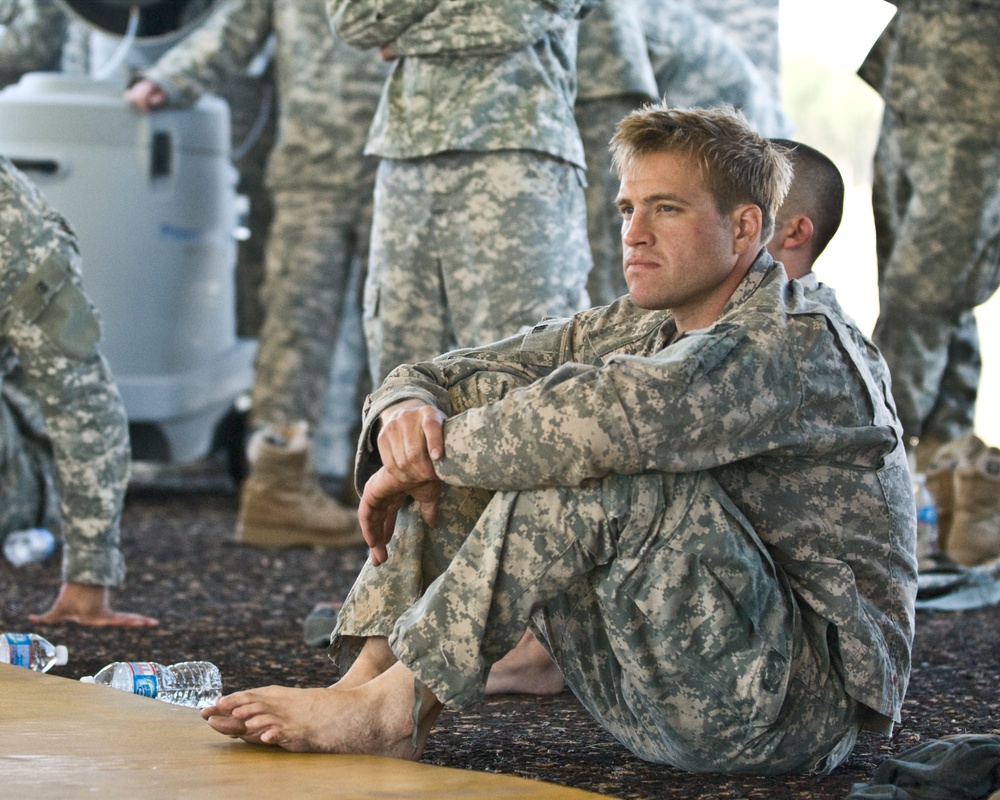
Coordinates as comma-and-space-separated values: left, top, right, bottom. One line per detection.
202, 105, 917, 776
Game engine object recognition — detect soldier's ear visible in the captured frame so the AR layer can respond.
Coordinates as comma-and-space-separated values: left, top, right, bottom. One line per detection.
731, 204, 763, 255
781, 214, 814, 251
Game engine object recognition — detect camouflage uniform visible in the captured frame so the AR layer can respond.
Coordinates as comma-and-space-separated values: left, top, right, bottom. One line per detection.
674, 0, 782, 100
575, 0, 656, 307
333, 252, 917, 774
859, 0, 1000, 449
139, 0, 389, 433
331, 0, 594, 384
642, 0, 791, 139
579, 0, 792, 306
0, 157, 129, 586
0, 0, 66, 88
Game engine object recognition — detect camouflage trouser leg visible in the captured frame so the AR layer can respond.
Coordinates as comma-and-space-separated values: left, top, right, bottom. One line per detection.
0, 382, 57, 538
364, 152, 592, 384
921, 310, 980, 443
578, 97, 643, 307
332, 470, 859, 774
250, 190, 362, 430
871, 119, 1000, 442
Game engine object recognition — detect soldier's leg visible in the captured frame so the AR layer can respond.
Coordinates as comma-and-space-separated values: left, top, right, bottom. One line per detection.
348, 470, 857, 773
364, 159, 452, 385
530, 471, 860, 775
433, 151, 592, 349
239, 191, 361, 547
919, 310, 981, 461
869, 106, 906, 282
250, 191, 354, 430
873, 124, 1000, 445
578, 97, 641, 307
0, 382, 53, 537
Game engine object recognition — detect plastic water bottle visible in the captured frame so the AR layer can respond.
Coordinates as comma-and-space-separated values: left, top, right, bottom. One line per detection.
913, 472, 940, 560
80, 661, 223, 708
0, 632, 69, 672
3, 527, 56, 566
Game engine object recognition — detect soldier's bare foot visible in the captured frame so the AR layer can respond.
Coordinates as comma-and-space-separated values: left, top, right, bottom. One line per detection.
201, 661, 442, 759
486, 629, 565, 696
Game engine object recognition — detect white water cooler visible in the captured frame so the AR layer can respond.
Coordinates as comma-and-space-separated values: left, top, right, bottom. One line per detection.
0, 18, 255, 468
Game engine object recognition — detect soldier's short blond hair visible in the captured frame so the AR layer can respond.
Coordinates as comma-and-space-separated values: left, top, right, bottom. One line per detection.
610, 103, 792, 242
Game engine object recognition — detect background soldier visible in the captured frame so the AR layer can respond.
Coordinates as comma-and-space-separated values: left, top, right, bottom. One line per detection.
126, 0, 391, 547
0, 156, 158, 627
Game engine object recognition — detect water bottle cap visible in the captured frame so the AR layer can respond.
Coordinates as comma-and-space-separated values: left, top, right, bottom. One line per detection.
80, 676, 95, 683
54, 645, 69, 665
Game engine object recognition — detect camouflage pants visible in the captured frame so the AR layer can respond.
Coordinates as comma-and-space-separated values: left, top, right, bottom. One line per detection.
332, 470, 860, 774
363, 151, 593, 384
871, 112, 1000, 443
0, 374, 58, 539
578, 97, 642, 307
250, 189, 371, 431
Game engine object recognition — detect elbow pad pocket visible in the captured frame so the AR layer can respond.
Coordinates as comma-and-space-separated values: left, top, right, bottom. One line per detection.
11, 255, 100, 360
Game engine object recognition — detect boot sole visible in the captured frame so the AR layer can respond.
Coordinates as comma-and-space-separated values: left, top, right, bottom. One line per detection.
236, 522, 365, 549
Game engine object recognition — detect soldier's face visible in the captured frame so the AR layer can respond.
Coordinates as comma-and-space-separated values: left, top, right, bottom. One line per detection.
617, 151, 743, 327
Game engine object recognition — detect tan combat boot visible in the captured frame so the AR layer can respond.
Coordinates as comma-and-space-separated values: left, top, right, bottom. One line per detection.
236, 422, 363, 548
946, 443, 1000, 567
924, 432, 987, 553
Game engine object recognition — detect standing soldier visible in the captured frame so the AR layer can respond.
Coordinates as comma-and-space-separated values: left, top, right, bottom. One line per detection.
575, 0, 657, 308
860, 2, 1000, 470
674, 0, 782, 100
330, 0, 596, 384
126, 0, 391, 548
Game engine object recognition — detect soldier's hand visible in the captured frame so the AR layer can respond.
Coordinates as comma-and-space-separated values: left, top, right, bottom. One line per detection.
376, 399, 446, 485
359, 467, 442, 566
124, 79, 168, 113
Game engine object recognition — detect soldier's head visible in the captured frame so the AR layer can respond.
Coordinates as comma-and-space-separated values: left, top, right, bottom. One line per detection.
610, 103, 792, 245
609, 104, 792, 325
766, 139, 845, 280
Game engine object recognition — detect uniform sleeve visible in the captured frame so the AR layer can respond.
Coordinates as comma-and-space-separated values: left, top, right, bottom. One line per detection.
4, 254, 129, 586
392, 1, 587, 57
329, 0, 440, 49
140, 0, 273, 106
354, 324, 566, 488
333, 0, 585, 56
433, 322, 804, 491
355, 301, 681, 491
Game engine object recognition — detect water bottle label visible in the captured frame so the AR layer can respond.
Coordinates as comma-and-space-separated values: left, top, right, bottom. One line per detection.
917, 505, 938, 525
126, 662, 159, 697
2, 633, 31, 668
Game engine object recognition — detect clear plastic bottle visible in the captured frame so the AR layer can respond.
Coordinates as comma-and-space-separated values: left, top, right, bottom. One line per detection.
80, 660, 223, 708
0, 632, 69, 672
913, 472, 940, 561
3, 527, 56, 566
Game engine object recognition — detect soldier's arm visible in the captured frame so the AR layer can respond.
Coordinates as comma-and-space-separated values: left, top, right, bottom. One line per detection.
137, 0, 273, 107
385, 1, 588, 58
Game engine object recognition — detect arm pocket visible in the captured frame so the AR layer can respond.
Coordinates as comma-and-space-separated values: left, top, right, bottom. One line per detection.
10, 254, 100, 360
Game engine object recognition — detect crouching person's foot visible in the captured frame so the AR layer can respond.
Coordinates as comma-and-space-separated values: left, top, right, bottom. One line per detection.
486, 629, 566, 696
201, 661, 443, 760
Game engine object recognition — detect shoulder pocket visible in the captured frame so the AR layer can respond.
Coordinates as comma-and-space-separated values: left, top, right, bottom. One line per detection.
11, 255, 100, 360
